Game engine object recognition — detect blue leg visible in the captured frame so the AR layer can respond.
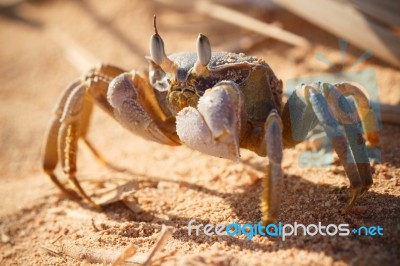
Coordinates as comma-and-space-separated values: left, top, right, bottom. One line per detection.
282, 83, 373, 213
321, 83, 373, 192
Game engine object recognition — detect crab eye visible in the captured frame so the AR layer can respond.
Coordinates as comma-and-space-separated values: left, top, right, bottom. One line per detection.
150, 34, 165, 65
196, 34, 211, 66
148, 16, 178, 75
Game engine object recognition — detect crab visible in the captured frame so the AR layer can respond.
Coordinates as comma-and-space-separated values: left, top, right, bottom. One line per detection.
42, 17, 375, 225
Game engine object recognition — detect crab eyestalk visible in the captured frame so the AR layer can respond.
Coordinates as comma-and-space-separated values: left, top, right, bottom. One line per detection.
149, 16, 178, 75
193, 34, 211, 76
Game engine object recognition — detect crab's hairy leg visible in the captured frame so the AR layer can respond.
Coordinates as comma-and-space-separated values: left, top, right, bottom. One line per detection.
107, 72, 178, 145
260, 110, 283, 226
78, 65, 129, 171
84, 64, 126, 116
80, 138, 126, 172
176, 81, 246, 161
308, 84, 372, 212
80, 89, 126, 172
42, 80, 82, 198
58, 82, 103, 209
42, 64, 125, 206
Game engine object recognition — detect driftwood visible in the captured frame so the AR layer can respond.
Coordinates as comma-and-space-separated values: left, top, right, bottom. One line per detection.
41, 225, 173, 265
380, 104, 400, 125
154, 0, 309, 47
274, 0, 400, 68
351, 0, 400, 27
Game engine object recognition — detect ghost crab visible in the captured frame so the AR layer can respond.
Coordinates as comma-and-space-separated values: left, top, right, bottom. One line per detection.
42, 17, 374, 225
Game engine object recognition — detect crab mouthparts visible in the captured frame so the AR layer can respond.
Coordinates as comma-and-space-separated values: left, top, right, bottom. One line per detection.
178, 90, 198, 109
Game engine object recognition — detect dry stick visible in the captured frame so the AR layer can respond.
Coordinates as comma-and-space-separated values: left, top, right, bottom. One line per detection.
274, 0, 400, 68
141, 225, 173, 266
225, 34, 269, 53
41, 226, 173, 265
380, 104, 400, 125
41, 241, 121, 264
112, 245, 137, 266
351, 0, 400, 28
91, 218, 101, 232
154, 0, 309, 47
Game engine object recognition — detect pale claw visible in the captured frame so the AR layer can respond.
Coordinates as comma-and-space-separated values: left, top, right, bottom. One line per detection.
176, 107, 239, 161
176, 81, 244, 161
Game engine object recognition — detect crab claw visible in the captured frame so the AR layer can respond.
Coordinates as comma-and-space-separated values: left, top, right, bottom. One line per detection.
176, 81, 245, 162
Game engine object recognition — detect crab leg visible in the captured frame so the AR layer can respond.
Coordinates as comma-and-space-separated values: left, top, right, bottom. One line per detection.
282, 82, 373, 213
260, 110, 284, 225
308, 86, 362, 208
42, 64, 125, 207
281, 85, 319, 148
81, 138, 126, 172
333, 82, 380, 149
320, 83, 373, 208
42, 80, 83, 198
58, 86, 100, 208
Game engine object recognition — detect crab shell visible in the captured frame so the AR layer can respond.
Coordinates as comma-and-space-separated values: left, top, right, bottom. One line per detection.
148, 51, 283, 133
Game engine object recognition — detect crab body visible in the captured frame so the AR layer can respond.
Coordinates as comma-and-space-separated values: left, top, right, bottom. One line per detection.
154, 51, 281, 119
42, 18, 375, 225
146, 51, 282, 154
